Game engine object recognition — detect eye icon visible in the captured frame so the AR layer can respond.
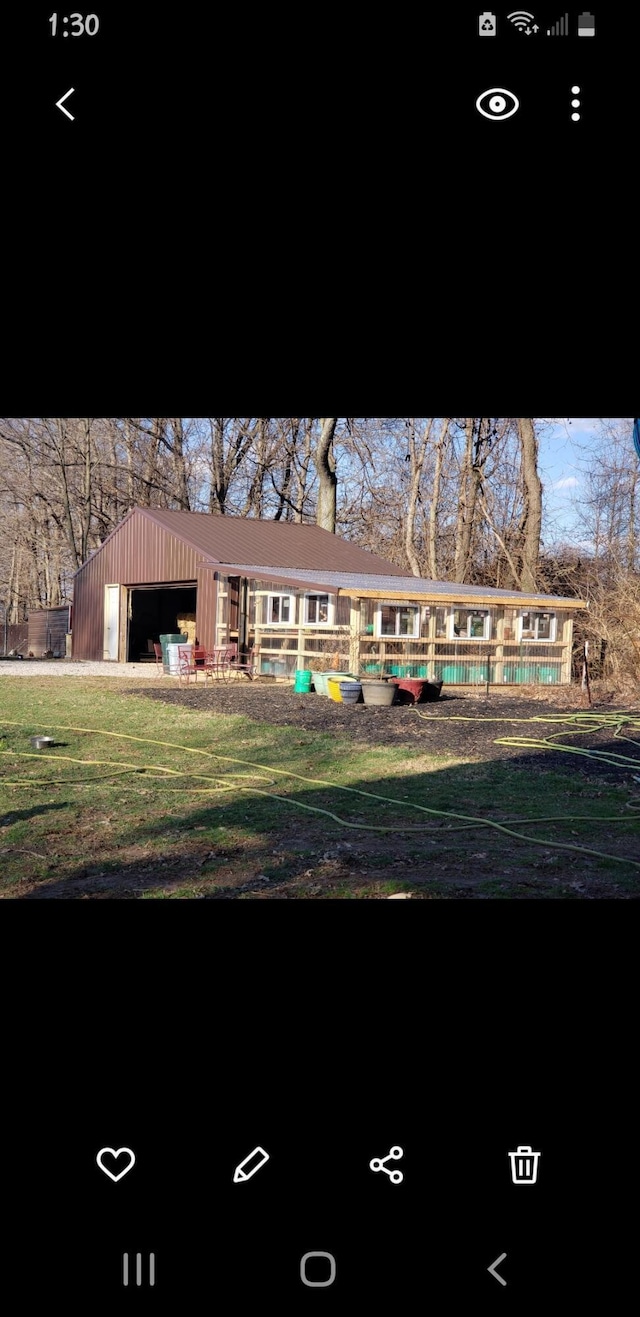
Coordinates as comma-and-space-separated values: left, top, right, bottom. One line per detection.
475, 88, 519, 119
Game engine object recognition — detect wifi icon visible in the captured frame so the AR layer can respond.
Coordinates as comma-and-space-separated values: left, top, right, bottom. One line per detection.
507, 10, 539, 33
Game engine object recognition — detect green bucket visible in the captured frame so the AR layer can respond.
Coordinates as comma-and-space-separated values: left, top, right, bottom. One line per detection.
293, 669, 312, 693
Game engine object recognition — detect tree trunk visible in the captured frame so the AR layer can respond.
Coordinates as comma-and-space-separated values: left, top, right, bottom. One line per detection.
428, 418, 449, 579
316, 418, 338, 532
405, 419, 432, 576
518, 418, 542, 591
80, 419, 93, 562
209, 418, 227, 514
454, 420, 480, 581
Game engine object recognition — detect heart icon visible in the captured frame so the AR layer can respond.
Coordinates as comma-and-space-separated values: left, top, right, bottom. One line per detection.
96, 1147, 136, 1182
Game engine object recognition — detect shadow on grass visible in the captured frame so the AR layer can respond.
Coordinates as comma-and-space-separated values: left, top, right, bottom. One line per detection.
1, 802, 68, 828
13, 746, 640, 899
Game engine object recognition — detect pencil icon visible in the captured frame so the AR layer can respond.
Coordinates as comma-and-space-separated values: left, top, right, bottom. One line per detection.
233, 1146, 270, 1183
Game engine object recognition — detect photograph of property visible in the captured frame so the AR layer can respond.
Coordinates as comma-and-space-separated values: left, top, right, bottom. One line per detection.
1, 417, 639, 900
71, 506, 582, 689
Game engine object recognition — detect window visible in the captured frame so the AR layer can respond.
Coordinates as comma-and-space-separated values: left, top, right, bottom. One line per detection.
376, 604, 420, 638
451, 608, 490, 640
520, 611, 556, 641
267, 594, 293, 624
304, 593, 333, 625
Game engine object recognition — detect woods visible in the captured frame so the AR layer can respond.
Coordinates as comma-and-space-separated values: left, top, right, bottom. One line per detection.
1, 417, 638, 684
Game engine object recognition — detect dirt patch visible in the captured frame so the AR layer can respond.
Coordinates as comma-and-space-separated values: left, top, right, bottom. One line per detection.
7, 681, 639, 899
129, 681, 640, 782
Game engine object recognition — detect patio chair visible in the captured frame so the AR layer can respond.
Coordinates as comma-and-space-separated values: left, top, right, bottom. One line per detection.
178, 645, 207, 684
228, 647, 258, 681
153, 642, 164, 675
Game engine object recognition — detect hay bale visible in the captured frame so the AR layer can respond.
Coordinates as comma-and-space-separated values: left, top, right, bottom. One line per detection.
177, 614, 197, 644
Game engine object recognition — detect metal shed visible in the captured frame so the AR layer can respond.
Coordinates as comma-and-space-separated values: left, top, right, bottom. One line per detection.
70, 507, 407, 663
71, 508, 586, 683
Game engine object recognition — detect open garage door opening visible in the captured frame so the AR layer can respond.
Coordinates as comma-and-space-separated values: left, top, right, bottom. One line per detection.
126, 584, 197, 662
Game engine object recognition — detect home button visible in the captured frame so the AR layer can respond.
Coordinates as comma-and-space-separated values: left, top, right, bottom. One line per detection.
300, 1252, 336, 1287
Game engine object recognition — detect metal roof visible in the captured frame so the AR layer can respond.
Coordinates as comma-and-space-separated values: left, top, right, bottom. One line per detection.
74, 509, 585, 607
212, 564, 584, 608
137, 508, 409, 576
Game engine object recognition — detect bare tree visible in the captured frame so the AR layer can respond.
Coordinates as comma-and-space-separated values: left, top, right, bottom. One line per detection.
404, 419, 433, 576
428, 419, 450, 579
207, 418, 257, 515
453, 419, 494, 582
517, 417, 543, 590
316, 418, 338, 533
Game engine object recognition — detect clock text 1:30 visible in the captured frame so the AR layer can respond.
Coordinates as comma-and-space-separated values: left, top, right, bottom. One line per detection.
49, 14, 100, 37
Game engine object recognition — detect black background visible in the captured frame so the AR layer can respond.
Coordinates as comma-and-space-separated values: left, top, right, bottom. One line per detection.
5, 5, 631, 167
2, 5, 637, 1308
4, 915, 636, 1310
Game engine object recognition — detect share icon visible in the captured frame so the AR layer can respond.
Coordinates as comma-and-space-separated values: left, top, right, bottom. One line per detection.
369, 1145, 404, 1184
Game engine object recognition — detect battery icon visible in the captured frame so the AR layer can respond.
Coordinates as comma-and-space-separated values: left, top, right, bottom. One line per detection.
578, 11, 595, 35
478, 11, 497, 36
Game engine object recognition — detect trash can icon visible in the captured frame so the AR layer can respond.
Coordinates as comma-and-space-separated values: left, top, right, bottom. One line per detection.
508, 1145, 541, 1184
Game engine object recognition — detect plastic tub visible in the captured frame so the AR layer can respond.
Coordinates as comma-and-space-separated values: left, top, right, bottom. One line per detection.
327, 676, 359, 701
318, 671, 356, 697
422, 680, 443, 702
390, 677, 427, 705
340, 681, 362, 704
361, 680, 397, 707
160, 632, 188, 673
166, 641, 192, 675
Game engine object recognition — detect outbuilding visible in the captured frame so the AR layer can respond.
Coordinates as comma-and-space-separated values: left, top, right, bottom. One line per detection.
71, 507, 586, 685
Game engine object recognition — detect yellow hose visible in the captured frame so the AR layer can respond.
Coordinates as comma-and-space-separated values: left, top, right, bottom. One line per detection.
2, 716, 639, 869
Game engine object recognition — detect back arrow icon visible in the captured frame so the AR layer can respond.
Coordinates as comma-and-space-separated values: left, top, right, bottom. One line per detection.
488, 1253, 507, 1286
56, 88, 75, 121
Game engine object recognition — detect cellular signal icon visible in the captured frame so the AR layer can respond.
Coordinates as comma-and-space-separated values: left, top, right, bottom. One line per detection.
507, 11, 538, 35
547, 12, 570, 35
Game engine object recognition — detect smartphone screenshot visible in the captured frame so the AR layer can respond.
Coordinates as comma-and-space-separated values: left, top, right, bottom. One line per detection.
6, 6, 630, 163
1, 415, 637, 1308
2, 7, 636, 1314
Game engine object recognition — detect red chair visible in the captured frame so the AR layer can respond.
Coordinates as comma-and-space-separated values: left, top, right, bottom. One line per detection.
178, 645, 207, 684
153, 642, 164, 675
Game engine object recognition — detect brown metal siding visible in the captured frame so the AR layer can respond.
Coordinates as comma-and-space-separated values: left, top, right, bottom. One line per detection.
195, 566, 218, 649
73, 509, 205, 659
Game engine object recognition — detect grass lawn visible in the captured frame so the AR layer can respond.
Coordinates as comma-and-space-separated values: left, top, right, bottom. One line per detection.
1, 677, 639, 898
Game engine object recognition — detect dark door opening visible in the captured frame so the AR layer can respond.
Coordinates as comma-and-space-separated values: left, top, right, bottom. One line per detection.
126, 584, 197, 662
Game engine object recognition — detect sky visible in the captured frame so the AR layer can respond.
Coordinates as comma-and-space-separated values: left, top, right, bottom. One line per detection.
537, 418, 629, 548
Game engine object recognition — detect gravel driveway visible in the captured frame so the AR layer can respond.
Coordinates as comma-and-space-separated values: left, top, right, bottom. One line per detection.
0, 660, 161, 678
